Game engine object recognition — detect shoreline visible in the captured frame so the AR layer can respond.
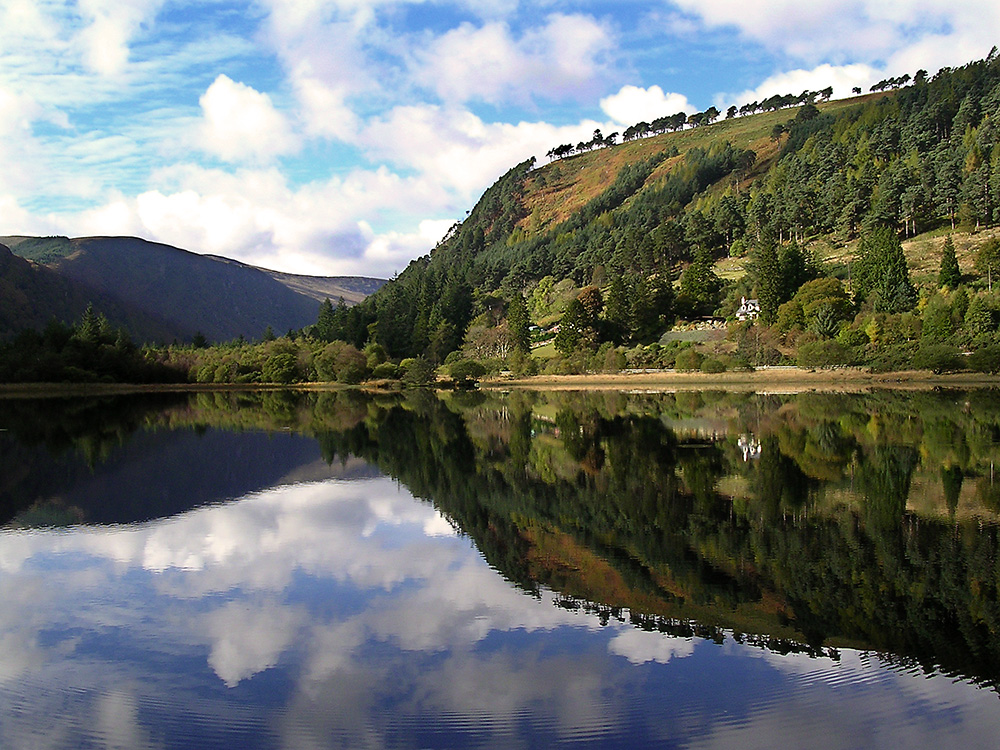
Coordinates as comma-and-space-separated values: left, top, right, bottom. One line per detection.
485, 367, 1000, 392
2, 367, 1000, 398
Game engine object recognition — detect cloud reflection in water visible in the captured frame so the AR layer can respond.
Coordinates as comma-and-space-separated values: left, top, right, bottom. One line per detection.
0, 473, 998, 749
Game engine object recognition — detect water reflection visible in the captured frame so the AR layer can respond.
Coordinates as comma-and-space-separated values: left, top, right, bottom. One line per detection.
1, 388, 1000, 748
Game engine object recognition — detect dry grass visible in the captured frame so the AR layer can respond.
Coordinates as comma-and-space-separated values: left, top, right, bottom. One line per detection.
489, 367, 1000, 393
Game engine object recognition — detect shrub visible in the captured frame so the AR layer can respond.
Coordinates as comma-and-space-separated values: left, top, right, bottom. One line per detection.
448, 359, 487, 387
700, 357, 727, 373
968, 345, 1000, 373
401, 357, 436, 386
674, 348, 704, 371
372, 362, 399, 379
796, 340, 851, 368
912, 343, 964, 373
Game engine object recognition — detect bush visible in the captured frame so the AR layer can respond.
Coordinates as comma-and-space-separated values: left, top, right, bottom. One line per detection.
867, 342, 919, 372
968, 345, 1000, 373
836, 326, 869, 349
401, 357, 436, 386
371, 362, 399, 379
700, 357, 727, 373
674, 348, 704, 371
448, 359, 487, 387
912, 343, 965, 373
796, 340, 851, 368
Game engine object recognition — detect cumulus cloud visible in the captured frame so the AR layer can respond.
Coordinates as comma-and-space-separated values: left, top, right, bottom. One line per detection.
76, 0, 167, 75
358, 104, 611, 193
414, 14, 615, 104
197, 75, 300, 163
67, 161, 460, 276
722, 63, 877, 109
608, 628, 696, 664
600, 85, 693, 125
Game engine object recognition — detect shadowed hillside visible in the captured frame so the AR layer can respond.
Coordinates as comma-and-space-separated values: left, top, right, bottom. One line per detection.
1, 235, 386, 343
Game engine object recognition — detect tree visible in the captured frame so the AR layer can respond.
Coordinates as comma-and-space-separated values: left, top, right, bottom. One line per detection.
752, 241, 782, 325
677, 248, 722, 318
975, 238, 1000, 291
506, 292, 531, 355
853, 227, 916, 313
449, 359, 486, 388
555, 297, 597, 354
938, 235, 961, 288
262, 352, 298, 383
76, 304, 101, 344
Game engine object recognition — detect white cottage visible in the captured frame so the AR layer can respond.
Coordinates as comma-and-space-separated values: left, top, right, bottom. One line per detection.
736, 297, 761, 321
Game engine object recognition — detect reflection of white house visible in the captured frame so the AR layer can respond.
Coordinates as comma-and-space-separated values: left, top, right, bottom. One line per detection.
738, 434, 762, 461
736, 297, 761, 321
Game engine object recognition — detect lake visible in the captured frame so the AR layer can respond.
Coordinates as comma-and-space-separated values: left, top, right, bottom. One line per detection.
2, 387, 1000, 748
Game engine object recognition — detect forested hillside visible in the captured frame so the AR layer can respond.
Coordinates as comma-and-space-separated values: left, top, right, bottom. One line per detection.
316, 49, 1000, 377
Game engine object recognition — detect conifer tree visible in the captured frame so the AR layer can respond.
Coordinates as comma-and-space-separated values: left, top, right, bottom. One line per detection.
752, 242, 782, 325
854, 227, 917, 313
506, 292, 531, 354
939, 236, 961, 288
315, 298, 336, 342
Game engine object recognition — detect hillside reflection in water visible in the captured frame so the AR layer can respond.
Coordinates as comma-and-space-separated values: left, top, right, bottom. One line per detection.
2, 388, 1000, 749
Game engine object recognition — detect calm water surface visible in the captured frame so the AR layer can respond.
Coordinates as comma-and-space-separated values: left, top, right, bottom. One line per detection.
2, 388, 1000, 749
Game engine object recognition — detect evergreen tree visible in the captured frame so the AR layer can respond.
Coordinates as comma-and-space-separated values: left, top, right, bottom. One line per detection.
506, 292, 531, 355
778, 240, 812, 301
604, 274, 631, 343
554, 298, 587, 354
939, 235, 961, 288
678, 248, 722, 317
854, 227, 917, 313
76, 304, 101, 344
753, 242, 782, 325
315, 298, 336, 342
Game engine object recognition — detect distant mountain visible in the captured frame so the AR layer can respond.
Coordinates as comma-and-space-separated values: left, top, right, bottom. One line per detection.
0, 235, 385, 343
0, 242, 180, 342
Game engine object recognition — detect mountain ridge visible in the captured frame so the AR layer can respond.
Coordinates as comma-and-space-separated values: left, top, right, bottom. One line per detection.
0, 235, 385, 343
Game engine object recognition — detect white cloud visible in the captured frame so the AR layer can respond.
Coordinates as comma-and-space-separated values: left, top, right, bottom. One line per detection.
608, 628, 696, 664
414, 14, 614, 104
67, 162, 457, 277
722, 63, 877, 109
600, 85, 693, 125
358, 104, 611, 192
670, 0, 1000, 68
76, 0, 167, 76
205, 600, 308, 686
197, 75, 300, 163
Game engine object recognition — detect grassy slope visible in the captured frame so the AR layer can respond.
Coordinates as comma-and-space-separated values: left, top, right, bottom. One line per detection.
518, 95, 880, 236
510, 92, 1000, 289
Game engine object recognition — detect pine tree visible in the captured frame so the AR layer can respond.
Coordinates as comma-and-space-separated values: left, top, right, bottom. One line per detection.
315, 298, 336, 342
604, 274, 631, 343
506, 292, 531, 354
752, 242, 782, 325
76, 304, 101, 343
939, 235, 961, 288
854, 227, 916, 313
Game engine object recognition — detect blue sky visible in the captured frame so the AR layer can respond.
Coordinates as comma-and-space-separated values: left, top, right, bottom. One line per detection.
1, 0, 997, 278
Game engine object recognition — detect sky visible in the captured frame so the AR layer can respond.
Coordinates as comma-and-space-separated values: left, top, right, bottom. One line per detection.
1, 1, 999, 279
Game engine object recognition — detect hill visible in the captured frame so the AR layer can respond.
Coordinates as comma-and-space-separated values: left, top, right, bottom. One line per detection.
0, 236, 385, 343
0, 243, 180, 343
328, 50, 1000, 373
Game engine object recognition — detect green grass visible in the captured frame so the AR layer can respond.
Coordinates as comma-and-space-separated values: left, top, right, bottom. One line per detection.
1, 236, 74, 264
